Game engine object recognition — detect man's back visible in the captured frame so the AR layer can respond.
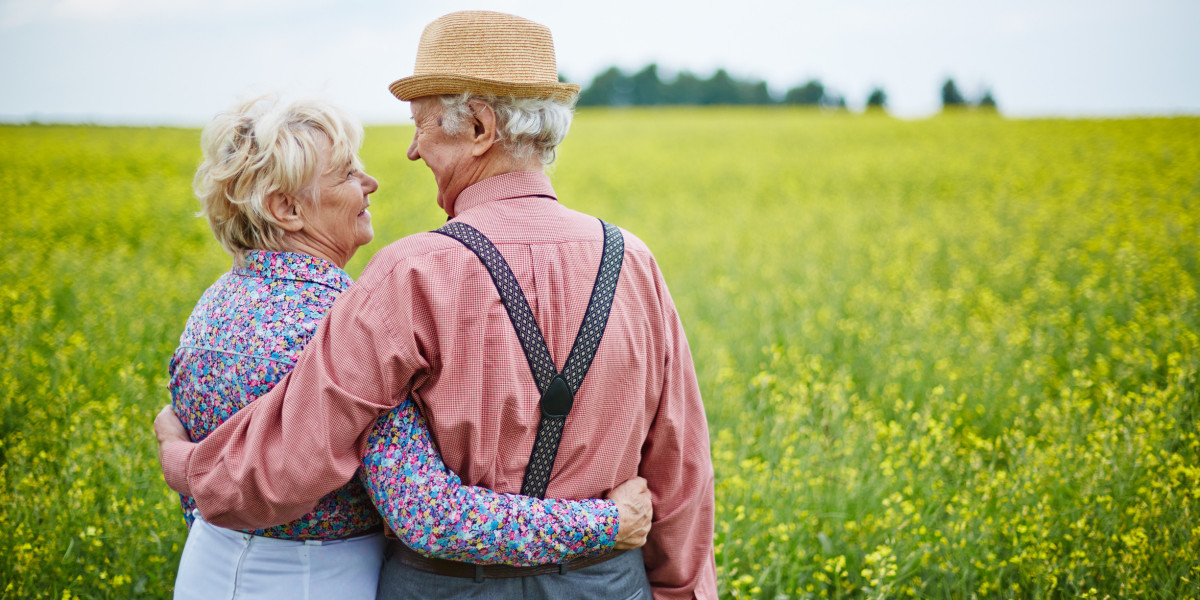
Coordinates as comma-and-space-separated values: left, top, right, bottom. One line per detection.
363, 178, 673, 499
354, 171, 715, 597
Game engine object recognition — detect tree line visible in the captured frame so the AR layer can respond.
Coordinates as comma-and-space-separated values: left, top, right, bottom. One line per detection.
570, 64, 997, 112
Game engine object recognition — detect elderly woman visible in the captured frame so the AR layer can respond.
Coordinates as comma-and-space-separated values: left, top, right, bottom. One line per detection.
165, 97, 650, 600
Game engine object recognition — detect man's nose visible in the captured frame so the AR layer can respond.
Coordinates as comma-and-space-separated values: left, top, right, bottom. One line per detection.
406, 136, 419, 161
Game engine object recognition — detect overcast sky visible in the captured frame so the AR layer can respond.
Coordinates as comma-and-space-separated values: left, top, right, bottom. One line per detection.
1, 0, 1197, 124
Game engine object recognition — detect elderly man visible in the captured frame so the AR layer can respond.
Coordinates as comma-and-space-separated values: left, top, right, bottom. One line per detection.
156, 10, 716, 599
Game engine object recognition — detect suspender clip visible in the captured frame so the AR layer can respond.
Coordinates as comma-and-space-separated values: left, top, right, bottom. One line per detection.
540, 375, 573, 418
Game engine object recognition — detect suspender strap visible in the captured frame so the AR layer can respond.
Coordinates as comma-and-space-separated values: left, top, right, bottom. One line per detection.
436, 222, 558, 393
435, 219, 624, 498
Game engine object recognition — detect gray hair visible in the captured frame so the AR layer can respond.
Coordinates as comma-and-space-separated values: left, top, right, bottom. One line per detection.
194, 96, 363, 265
437, 93, 575, 167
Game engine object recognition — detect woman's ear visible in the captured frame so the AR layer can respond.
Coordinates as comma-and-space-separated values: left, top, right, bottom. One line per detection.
468, 98, 497, 158
266, 191, 305, 232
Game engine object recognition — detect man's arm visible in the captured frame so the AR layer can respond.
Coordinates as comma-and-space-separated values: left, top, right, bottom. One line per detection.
640, 278, 719, 600
159, 279, 417, 530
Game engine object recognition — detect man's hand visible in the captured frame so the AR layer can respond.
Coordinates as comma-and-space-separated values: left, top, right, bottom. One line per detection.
607, 476, 652, 550
154, 404, 190, 469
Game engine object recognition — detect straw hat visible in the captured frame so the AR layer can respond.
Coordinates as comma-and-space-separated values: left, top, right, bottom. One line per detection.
389, 11, 580, 103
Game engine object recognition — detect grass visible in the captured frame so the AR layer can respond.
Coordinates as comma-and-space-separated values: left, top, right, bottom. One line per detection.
1, 108, 1198, 598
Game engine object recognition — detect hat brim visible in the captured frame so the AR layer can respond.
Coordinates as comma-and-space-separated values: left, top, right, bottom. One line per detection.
389, 74, 580, 103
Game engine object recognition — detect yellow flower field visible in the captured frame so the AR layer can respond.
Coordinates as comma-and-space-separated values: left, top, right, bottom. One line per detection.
1, 108, 1197, 598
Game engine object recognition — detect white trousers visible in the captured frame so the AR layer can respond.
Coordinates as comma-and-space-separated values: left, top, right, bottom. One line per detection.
173, 511, 385, 600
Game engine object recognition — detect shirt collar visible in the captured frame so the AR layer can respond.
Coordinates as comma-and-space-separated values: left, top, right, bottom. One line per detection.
235, 250, 353, 291
453, 171, 558, 216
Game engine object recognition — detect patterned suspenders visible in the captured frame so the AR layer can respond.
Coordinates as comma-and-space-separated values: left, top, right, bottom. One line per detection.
435, 219, 624, 498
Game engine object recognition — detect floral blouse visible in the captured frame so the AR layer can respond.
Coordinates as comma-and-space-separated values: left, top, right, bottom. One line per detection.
169, 250, 618, 564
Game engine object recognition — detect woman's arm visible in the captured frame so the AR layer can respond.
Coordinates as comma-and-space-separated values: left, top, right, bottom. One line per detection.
360, 396, 645, 565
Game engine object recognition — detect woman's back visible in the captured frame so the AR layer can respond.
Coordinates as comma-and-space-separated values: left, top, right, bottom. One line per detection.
169, 250, 380, 539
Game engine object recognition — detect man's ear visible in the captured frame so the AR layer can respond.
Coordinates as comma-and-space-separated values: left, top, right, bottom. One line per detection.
468, 99, 498, 158
266, 191, 305, 232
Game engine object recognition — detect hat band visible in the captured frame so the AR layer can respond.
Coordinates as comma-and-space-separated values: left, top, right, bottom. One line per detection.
389, 74, 580, 102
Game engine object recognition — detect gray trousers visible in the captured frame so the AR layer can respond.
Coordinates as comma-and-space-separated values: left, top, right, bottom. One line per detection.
376, 545, 652, 600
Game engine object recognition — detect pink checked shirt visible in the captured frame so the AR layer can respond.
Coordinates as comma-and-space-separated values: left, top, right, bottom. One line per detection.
161, 171, 717, 599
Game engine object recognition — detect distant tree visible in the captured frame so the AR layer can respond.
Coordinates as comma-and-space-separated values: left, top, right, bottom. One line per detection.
746, 81, 774, 105
631, 64, 664, 106
710, 72, 775, 105
978, 88, 998, 111
784, 79, 825, 105
700, 69, 741, 105
866, 87, 888, 110
665, 71, 703, 105
578, 67, 632, 107
577, 63, 793, 106
941, 78, 966, 109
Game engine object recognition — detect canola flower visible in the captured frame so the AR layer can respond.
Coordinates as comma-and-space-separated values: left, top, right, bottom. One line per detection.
1, 110, 1198, 598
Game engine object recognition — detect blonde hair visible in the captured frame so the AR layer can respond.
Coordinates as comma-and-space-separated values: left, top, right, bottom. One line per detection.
194, 96, 364, 264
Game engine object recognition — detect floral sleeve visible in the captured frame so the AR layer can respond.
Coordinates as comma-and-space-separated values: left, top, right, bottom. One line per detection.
359, 396, 619, 565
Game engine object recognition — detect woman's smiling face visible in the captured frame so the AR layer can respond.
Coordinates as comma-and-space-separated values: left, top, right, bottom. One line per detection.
299, 134, 379, 265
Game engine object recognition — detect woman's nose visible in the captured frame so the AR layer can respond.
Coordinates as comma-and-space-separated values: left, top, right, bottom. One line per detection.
361, 172, 379, 194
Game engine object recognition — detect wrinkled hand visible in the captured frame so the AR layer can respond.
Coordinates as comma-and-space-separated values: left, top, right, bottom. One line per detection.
154, 404, 189, 468
607, 476, 652, 550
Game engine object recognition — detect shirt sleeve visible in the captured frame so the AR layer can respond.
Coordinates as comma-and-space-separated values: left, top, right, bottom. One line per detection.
361, 396, 618, 565
639, 271, 719, 600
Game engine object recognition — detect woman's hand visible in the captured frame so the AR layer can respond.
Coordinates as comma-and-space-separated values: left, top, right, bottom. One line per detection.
606, 476, 652, 550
